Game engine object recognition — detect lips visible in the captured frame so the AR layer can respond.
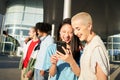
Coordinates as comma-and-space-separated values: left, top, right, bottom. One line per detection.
77, 34, 81, 38
63, 38, 71, 43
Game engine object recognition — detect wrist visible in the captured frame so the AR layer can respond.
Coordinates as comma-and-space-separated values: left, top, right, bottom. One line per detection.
52, 63, 57, 66
69, 59, 76, 66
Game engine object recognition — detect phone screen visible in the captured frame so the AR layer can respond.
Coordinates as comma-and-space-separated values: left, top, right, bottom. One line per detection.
56, 41, 66, 54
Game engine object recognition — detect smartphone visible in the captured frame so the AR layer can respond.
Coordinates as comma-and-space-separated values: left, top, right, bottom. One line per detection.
56, 41, 66, 54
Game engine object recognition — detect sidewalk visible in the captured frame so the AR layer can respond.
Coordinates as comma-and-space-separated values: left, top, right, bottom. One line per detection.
0, 54, 120, 80
110, 62, 120, 80
0, 54, 21, 80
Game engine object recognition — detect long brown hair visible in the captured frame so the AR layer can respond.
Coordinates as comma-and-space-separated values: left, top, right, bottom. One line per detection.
70, 34, 82, 63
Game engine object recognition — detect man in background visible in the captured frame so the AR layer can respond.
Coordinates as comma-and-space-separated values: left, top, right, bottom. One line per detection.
3, 30, 20, 55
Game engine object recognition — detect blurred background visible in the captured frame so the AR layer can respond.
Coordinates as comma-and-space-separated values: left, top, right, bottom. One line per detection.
0, 0, 120, 80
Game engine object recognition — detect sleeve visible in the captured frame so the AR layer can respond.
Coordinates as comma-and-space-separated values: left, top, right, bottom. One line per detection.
91, 46, 110, 76
43, 44, 56, 71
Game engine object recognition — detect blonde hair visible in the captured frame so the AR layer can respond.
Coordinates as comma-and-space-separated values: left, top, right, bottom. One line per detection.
71, 12, 92, 26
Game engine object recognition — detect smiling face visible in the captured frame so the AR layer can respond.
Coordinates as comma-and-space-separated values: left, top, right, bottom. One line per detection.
72, 20, 90, 41
59, 24, 73, 43
71, 12, 93, 42
28, 27, 36, 38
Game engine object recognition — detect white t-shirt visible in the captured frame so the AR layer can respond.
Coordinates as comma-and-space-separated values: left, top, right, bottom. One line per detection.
79, 35, 110, 80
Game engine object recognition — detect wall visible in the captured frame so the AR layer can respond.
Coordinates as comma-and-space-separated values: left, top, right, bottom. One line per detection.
44, 0, 120, 41
44, 0, 64, 39
71, 0, 120, 41
0, 14, 3, 34
1, 0, 120, 41
0, 0, 6, 15
0, 0, 6, 34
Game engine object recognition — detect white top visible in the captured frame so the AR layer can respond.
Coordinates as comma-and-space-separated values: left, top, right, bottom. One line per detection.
79, 35, 110, 80
34, 35, 54, 70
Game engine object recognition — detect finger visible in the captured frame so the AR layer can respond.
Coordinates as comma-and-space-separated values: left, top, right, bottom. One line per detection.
51, 55, 57, 59
62, 47, 70, 54
51, 56, 56, 59
68, 49, 72, 55
51, 58, 57, 63
62, 47, 68, 54
51, 56, 58, 62
56, 52, 63, 59
56, 50, 65, 56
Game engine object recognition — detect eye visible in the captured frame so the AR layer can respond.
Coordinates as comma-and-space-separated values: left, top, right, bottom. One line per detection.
76, 27, 80, 31
61, 30, 66, 33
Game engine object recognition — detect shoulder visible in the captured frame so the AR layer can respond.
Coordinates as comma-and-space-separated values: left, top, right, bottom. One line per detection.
8, 35, 15, 40
8, 35, 14, 38
44, 35, 54, 44
46, 43, 56, 54
46, 35, 54, 41
90, 35, 106, 50
47, 43, 56, 50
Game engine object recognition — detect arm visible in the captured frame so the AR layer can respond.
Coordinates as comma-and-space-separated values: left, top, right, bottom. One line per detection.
56, 50, 80, 76
96, 63, 108, 80
49, 64, 57, 76
49, 55, 58, 76
92, 46, 109, 80
69, 58, 80, 77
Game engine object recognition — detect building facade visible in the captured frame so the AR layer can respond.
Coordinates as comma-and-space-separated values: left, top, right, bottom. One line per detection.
2, 0, 43, 44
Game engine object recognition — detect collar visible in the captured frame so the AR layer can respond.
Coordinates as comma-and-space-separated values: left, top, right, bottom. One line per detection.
40, 35, 48, 41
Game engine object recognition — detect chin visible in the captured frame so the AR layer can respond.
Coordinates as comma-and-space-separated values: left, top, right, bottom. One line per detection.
65, 40, 70, 44
79, 38, 84, 41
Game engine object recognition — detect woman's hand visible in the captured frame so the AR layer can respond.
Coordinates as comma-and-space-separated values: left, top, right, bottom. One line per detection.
56, 47, 74, 64
56, 47, 80, 76
49, 54, 58, 76
50, 54, 58, 65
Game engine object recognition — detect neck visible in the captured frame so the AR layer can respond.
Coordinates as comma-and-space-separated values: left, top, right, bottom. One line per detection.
86, 32, 96, 44
32, 36, 38, 41
42, 33, 48, 37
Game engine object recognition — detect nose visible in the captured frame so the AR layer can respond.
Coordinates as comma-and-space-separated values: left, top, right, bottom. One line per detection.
64, 32, 69, 37
74, 30, 78, 36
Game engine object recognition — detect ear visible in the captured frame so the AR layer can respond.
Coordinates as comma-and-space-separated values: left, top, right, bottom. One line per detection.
88, 23, 92, 31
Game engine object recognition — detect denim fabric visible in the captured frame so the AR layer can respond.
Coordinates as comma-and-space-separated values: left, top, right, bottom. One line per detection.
34, 69, 48, 80
43, 44, 79, 80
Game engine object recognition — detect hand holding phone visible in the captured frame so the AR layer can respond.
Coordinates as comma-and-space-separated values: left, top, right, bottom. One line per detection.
56, 41, 66, 54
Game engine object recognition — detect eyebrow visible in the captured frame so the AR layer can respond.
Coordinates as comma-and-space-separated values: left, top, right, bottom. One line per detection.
75, 26, 80, 29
